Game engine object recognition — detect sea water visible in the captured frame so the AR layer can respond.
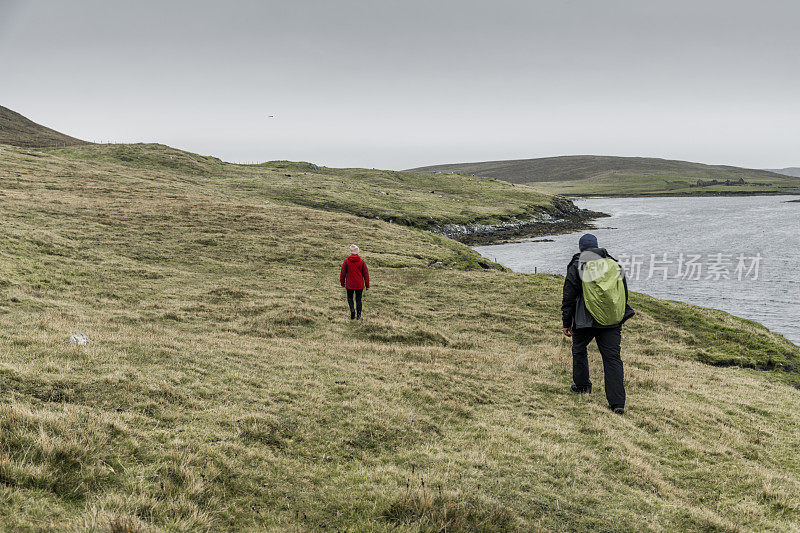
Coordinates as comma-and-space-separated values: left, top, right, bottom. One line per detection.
474, 195, 800, 345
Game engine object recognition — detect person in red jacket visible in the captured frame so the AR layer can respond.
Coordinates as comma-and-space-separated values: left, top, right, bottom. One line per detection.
340, 244, 369, 319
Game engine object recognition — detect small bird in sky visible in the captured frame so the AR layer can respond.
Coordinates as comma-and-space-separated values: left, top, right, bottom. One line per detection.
268, 115, 276, 118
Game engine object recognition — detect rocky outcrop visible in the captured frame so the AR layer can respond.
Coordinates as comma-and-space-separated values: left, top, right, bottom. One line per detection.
694, 177, 748, 187
428, 198, 605, 245
431, 213, 562, 238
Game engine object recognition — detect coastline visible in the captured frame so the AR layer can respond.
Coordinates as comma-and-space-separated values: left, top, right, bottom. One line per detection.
429, 192, 798, 246
429, 197, 607, 246
430, 213, 603, 245
561, 190, 800, 198
473, 194, 800, 347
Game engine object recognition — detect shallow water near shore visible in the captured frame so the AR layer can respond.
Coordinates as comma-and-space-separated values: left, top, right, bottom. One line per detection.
475, 195, 800, 345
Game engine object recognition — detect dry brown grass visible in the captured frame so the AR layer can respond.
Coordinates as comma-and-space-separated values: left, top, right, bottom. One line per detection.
0, 144, 799, 531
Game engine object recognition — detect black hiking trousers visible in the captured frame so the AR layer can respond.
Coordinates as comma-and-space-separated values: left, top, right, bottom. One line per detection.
572, 325, 625, 409
346, 288, 363, 318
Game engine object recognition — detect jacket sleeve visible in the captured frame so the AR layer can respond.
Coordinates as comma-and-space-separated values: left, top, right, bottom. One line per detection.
340, 261, 347, 287
362, 261, 369, 289
561, 262, 580, 328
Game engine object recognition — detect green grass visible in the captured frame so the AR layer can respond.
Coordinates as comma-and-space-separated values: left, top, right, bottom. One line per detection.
530, 172, 799, 197
46, 143, 566, 228
1, 144, 800, 531
409, 155, 800, 197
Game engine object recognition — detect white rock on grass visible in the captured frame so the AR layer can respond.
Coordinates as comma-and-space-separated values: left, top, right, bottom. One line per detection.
68, 333, 91, 346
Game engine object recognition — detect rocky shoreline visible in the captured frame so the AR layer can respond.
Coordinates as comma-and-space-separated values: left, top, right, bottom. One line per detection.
435, 193, 799, 245
429, 199, 607, 245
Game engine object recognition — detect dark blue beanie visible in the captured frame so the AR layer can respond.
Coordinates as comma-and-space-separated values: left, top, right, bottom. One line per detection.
579, 233, 598, 251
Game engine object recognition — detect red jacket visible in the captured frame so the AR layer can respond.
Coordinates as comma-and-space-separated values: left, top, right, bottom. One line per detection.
340, 254, 369, 289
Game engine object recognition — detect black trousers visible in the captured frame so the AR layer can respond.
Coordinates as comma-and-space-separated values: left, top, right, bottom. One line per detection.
346, 288, 363, 316
572, 326, 625, 409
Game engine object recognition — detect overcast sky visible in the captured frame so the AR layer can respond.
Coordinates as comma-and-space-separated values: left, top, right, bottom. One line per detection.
1, 0, 798, 169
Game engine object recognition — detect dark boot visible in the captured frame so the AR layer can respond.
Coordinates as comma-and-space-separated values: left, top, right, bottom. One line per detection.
570, 383, 591, 394
350, 311, 356, 320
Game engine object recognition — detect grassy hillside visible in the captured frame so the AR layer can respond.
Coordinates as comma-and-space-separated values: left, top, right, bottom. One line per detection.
768, 167, 800, 178
408, 155, 800, 197
0, 105, 88, 148
45, 143, 581, 230
1, 144, 800, 531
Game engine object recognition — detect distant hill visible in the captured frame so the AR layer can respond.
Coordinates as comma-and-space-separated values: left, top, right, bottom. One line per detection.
408, 155, 800, 196
767, 167, 800, 178
0, 105, 88, 148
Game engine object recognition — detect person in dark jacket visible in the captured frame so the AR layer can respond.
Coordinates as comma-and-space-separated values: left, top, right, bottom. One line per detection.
340, 244, 370, 319
562, 234, 635, 414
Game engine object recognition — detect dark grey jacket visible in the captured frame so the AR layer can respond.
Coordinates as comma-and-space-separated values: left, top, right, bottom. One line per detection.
561, 247, 635, 329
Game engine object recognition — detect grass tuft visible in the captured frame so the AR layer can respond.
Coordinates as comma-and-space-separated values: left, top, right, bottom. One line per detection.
383, 483, 517, 532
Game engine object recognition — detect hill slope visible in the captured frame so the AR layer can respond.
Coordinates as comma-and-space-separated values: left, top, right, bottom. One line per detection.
47, 143, 592, 236
768, 167, 800, 178
408, 155, 800, 196
1, 144, 800, 530
0, 105, 88, 148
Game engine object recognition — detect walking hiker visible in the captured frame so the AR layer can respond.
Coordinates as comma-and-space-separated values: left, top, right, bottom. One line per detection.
340, 244, 369, 320
562, 234, 635, 414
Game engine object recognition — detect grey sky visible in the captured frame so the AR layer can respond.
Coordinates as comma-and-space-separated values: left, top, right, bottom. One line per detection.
1, 0, 798, 169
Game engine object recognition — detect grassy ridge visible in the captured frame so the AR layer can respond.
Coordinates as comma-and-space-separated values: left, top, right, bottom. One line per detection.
768, 168, 800, 178
0, 105, 88, 149
1, 144, 800, 530
47, 143, 568, 228
408, 155, 800, 197
530, 174, 800, 197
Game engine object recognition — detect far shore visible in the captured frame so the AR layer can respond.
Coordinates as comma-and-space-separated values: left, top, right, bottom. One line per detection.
561, 190, 800, 199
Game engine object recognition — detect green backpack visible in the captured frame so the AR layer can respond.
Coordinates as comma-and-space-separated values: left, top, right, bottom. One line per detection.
581, 257, 626, 326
